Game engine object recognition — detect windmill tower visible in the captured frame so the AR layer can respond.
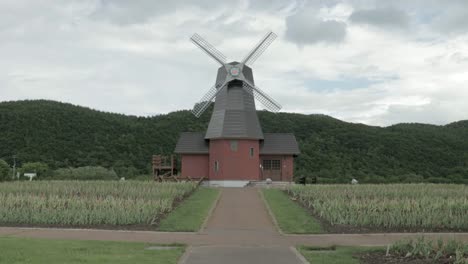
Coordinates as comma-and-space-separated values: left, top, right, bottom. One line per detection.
175, 32, 300, 186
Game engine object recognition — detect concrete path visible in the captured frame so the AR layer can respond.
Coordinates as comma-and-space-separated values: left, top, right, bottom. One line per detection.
2, 226, 467, 246
182, 188, 304, 264
202, 188, 275, 235
1, 187, 468, 263
182, 246, 304, 264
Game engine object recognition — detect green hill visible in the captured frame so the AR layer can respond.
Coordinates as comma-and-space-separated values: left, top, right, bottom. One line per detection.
0, 100, 467, 183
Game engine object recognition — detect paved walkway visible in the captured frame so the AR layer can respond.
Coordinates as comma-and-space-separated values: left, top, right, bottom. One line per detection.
1, 187, 468, 263
183, 188, 304, 264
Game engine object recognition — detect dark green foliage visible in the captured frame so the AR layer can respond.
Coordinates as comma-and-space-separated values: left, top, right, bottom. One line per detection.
131, 174, 153, 181
258, 111, 468, 183
0, 100, 209, 177
19, 162, 49, 178
0, 159, 10, 181
53, 166, 118, 180
0, 100, 467, 183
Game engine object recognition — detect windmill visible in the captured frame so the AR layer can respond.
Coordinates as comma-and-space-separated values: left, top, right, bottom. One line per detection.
190, 31, 281, 139
173, 31, 299, 185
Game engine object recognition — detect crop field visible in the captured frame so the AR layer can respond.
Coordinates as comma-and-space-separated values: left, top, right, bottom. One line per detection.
0, 181, 196, 227
287, 184, 468, 231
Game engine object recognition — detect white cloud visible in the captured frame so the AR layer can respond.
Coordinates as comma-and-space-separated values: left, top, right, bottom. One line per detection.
285, 6, 348, 45
0, 0, 467, 126
350, 7, 410, 29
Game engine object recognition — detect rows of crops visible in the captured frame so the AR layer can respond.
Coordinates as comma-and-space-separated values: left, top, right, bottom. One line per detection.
0, 181, 197, 226
287, 184, 468, 230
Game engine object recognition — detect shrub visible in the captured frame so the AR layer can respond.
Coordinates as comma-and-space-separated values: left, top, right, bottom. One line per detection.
131, 174, 153, 181
113, 166, 139, 179
0, 159, 10, 181
19, 162, 50, 178
426, 177, 452, 184
53, 166, 118, 180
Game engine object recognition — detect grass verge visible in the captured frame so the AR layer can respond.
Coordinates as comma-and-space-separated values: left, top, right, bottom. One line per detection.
298, 246, 381, 264
262, 189, 323, 234
0, 236, 184, 264
158, 187, 219, 232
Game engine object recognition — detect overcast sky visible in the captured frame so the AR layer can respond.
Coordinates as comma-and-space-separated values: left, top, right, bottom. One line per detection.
1, 0, 468, 126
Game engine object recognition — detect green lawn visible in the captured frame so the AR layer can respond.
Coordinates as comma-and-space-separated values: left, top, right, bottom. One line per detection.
0, 236, 184, 264
158, 187, 219, 232
262, 189, 323, 234
298, 246, 382, 264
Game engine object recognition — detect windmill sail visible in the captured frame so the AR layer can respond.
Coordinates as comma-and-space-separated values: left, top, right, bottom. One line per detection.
192, 82, 227, 117
190, 33, 227, 65
243, 82, 281, 112
241, 31, 277, 66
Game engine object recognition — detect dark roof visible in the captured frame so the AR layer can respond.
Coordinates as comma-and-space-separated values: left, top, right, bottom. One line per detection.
260, 133, 300, 155
174, 132, 300, 156
205, 71, 264, 140
174, 132, 209, 154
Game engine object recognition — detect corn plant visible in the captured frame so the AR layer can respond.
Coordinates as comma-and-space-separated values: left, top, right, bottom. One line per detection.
390, 237, 468, 263
287, 184, 468, 230
0, 181, 197, 226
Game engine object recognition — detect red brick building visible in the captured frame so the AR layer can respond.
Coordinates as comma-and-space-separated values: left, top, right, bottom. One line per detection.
175, 132, 299, 182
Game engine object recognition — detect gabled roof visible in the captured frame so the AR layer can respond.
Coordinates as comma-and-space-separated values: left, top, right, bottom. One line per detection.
174, 132, 300, 155
174, 132, 209, 154
260, 133, 300, 155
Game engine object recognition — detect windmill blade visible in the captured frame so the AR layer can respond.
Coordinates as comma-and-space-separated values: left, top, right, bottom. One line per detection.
243, 82, 282, 112
192, 82, 227, 117
241, 31, 277, 66
190, 33, 227, 65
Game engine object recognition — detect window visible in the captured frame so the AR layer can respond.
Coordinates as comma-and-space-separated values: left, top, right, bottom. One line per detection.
214, 161, 219, 172
271, 160, 281, 170
230, 140, 238, 152
262, 159, 281, 170
249, 147, 254, 157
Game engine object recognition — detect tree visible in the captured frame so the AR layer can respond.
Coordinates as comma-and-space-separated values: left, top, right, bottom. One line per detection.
113, 165, 139, 179
53, 166, 118, 180
1, 100, 467, 183
0, 159, 10, 181
20, 162, 50, 178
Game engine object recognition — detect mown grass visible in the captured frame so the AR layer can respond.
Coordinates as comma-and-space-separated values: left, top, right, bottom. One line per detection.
299, 239, 468, 264
298, 246, 381, 264
262, 188, 323, 234
158, 187, 219, 232
0, 236, 185, 264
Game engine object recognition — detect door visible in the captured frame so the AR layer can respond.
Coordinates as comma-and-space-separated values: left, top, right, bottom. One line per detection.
262, 159, 281, 181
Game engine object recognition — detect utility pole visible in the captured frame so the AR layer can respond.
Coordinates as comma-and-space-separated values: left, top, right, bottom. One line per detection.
12, 155, 16, 180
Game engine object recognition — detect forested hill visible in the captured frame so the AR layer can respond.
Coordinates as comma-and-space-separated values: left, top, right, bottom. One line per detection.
0, 100, 467, 183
